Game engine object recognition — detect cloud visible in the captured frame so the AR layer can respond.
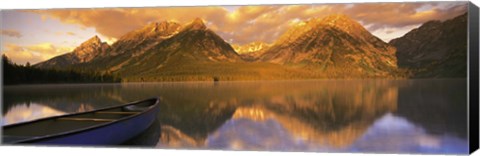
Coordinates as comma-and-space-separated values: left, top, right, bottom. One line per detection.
342, 2, 468, 31
1, 29, 23, 38
66, 32, 76, 36
101, 36, 118, 45
32, 7, 229, 39
370, 25, 422, 42
53, 31, 76, 36
2, 43, 74, 65
29, 2, 467, 45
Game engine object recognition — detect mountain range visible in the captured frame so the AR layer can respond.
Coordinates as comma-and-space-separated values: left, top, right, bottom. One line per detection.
34, 13, 468, 81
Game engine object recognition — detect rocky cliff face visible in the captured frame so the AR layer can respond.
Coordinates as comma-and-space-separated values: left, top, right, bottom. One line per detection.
259, 14, 398, 78
389, 13, 467, 78
35, 36, 110, 69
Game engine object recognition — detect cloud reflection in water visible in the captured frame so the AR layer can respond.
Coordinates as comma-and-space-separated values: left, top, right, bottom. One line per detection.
349, 113, 468, 154
2, 103, 66, 125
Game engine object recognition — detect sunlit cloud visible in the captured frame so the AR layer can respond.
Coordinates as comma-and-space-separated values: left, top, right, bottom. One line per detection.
370, 25, 422, 42
1, 29, 23, 38
3, 103, 65, 125
102, 36, 118, 45
66, 32, 76, 36
2, 43, 74, 65
31, 7, 230, 39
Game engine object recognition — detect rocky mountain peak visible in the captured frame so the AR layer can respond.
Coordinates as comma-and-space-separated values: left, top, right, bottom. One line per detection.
134, 17, 242, 65
82, 35, 102, 46
144, 22, 160, 32
274, 14, 374, 46
319, 14, 355, 23
75, 35, 106, 52
317, 14, 369, 38
185, 17, 207, 30
108, 20, 182, 56
145, 21, 182, 34
258, 14, 398, 77
72, 35, 110, 60
120, 21, 181, 39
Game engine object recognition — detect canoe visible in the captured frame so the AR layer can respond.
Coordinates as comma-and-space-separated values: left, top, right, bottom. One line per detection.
2, 97, 160, 145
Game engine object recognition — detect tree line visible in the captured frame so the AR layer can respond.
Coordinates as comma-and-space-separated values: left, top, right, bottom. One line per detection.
2, 55, 121, 85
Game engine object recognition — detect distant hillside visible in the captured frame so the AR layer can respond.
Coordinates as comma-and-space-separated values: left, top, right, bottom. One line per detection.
389, 13, 467, 78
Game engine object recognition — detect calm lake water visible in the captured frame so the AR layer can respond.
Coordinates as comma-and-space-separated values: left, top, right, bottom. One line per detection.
2, 79, 468, 154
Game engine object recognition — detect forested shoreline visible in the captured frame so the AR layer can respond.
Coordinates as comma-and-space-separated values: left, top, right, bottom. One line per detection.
2, 55, 121, 85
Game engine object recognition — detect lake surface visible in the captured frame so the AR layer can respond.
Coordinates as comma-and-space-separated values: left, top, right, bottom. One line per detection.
2, 79, 468, 154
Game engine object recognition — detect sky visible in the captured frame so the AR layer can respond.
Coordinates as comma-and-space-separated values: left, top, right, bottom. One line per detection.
0, 2, 468, 65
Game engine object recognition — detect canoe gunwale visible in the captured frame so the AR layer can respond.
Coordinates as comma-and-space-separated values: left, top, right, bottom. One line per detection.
2, 97, 160, 144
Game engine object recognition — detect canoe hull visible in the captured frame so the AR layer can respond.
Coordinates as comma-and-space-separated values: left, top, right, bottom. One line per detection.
30, 104, 159, 145
4, 98, 160, 146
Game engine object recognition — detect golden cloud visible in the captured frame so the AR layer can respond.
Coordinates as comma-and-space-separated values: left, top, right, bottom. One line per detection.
1, 29, 23, 38
32, 7, 229, 39
67, 32, 76, 36
2, 43, 74, 65
29, 2, 467, 45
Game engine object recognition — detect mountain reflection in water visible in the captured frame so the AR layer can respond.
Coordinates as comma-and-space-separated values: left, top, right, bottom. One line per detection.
2, 80, 468, 154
